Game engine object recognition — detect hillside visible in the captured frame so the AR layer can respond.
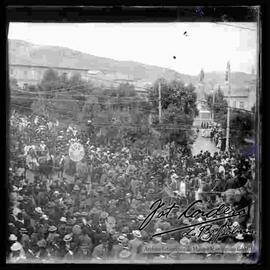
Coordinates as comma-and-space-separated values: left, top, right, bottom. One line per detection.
8, 39, 255, 91
8, 39, 196, 84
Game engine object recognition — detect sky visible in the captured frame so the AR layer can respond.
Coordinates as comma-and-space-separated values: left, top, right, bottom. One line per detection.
8, 22, 257, 76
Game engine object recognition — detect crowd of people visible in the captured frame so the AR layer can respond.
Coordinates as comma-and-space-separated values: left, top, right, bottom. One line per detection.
7, 111, 257, 263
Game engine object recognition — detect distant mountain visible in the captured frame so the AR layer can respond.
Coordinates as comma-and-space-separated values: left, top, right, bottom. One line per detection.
8, 39, 196, 84
8, 39, 256, 92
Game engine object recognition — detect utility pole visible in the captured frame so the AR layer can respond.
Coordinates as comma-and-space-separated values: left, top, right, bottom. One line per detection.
158, 81, 162, 123
225, 62, 231, 152
212, 88, 215, 122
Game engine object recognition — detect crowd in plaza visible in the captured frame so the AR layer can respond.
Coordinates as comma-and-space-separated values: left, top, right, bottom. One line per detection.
8, 111, 257, 263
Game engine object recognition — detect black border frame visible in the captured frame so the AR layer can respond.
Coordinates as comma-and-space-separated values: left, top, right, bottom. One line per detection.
2, 2, 269, 269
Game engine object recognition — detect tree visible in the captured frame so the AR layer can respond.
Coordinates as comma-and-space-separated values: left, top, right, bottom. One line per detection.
206, 86, 228, 128
148, 79, 198, 146
229, 110, 255, 147
41, 69, 59, 85
10, 77, 34, 113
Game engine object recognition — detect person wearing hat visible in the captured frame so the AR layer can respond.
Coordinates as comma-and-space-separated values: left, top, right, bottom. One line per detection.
111, 234, 128, 259
75, 241, 92, 260
18, 228, 31, 254
78, 226, 93, 253
46, 226, 59, 246
35, 239, 49, 260
128, 230, 143, 259
9, 242, 26, 263
118, 248, 132, 261
92, 235, 112, 260
143, 228, 166, 260
63, 240, 77, 261
7, 234, 18, 258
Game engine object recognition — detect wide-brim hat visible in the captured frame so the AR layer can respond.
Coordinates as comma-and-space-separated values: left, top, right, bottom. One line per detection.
132, 230, 142, 238
41, 214, 49, 220
48, 226, 57, 232
117, 235, 127, 242
60, 217, 67, 223
155, 228, 162, 234
9, 234, 17, 241
137, 215, 144, 221
10, 242, 22, 251
171, 173, 179, 179
35, 207, 43, 214
119, 249, 132, 259
63, 234, 73, 242
81, 212, 88, 217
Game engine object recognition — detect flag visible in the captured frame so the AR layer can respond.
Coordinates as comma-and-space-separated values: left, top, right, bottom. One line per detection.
225, 61, 230, 81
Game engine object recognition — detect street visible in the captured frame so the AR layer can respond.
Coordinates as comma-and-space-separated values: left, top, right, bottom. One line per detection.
191, 129, 218, 156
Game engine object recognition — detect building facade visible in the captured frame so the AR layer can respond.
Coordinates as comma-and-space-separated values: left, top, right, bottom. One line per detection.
9, 64, 150, 100
9, 64, 90, 89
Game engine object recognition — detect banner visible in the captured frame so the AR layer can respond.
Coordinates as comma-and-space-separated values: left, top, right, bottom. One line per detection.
69, 142, 85, 162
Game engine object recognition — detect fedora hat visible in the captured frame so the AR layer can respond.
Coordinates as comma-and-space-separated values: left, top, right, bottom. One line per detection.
117, 235, 127, 242
35, 207, 43, 214
137, 215, 144, 221
132, 230, 142, 238
9, 234, 17, 241
48, 226, 57, 232
63, 234, 72, 242
10, 242, 22, 251
60, 217, 67, 223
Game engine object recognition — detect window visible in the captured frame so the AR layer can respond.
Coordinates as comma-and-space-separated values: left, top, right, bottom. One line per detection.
233, 101, 236, 108
10, 68, 14, 75
23, 83, 28, 89
239, 102, 245, 109
24, 70, 28, 76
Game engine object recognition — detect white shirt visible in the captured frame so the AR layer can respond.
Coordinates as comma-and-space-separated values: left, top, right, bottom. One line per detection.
219, 165, 225, 174
179, 181, 186, 196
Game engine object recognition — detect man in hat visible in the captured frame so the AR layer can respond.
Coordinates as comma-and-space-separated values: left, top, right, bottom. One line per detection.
19, 228, 31, 254
92, 235, 112, 260
46, 226, 59, 246
36, 239, 49, 260
78, 227, 93, 254
62, 234, 74, 260
9, 242, 26, 263
111, 234, 129, 259
128, 230, 143, 259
